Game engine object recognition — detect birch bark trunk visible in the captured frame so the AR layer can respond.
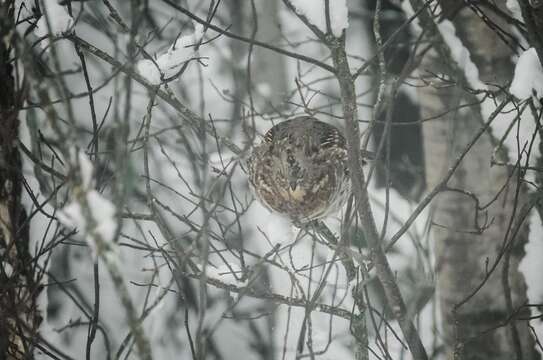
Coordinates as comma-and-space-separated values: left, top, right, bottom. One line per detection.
418, 2, 540, 359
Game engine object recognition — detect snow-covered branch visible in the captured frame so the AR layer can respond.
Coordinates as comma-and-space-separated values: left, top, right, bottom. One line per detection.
137, 24, 205, 85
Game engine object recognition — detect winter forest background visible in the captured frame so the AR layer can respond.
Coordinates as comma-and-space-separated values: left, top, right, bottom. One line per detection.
1, 0, 543, 359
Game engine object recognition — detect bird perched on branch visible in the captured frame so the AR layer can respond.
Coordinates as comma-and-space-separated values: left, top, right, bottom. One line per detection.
247, 116, 362, 224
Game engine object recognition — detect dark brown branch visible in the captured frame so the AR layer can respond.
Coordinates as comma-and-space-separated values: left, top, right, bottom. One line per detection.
330, 38, 429, 360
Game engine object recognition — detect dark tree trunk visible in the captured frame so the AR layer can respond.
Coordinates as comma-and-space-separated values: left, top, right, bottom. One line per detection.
519, 0, 543, 64
0, 1, 41, 359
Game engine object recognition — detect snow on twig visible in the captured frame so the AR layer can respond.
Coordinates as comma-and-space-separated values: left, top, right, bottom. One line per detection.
137, 24, 205, 85
437, 20, 487, 91
506, 0, 523, 21
56, 150, 117, 258
510, 48, 543, 105
55, 150, 152, 358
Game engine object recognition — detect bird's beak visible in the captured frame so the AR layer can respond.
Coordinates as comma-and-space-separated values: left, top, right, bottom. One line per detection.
289, 178, 297, 191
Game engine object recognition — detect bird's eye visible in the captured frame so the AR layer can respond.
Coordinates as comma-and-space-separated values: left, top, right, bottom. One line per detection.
287, 154, 295, 164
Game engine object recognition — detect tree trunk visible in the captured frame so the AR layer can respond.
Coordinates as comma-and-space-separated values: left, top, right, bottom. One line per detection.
227, 0, 288, 122
419, 2, 540, 359
251, 0, 288, 112
0, 1, 41, 358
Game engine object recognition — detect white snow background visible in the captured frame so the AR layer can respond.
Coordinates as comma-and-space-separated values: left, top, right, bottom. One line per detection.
15, 0, 543, 359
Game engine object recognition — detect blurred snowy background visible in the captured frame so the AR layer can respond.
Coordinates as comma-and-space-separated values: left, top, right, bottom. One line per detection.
1, 0, 542, 359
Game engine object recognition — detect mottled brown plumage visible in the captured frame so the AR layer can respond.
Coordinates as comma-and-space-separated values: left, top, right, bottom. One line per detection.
247, 116, 351, 223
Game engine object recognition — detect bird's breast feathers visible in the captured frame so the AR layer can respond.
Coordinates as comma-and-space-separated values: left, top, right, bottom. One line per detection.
247, 116, 350, 222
